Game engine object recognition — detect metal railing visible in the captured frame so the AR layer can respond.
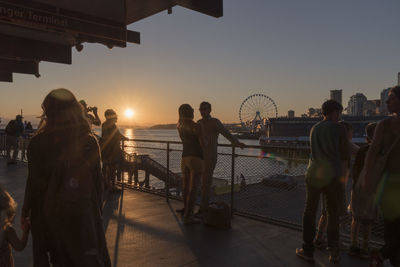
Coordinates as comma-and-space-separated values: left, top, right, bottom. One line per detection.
118, 138, 385, 245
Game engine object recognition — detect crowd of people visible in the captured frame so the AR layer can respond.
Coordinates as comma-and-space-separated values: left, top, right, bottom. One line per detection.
0, 86, 399, 266
295, 86, 400, 266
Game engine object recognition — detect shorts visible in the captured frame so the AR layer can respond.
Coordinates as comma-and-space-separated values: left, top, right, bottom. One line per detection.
181, 156, 203, 174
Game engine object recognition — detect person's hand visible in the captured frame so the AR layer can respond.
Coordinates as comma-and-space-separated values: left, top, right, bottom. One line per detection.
92, 106, 98, 114
236, 141, 246, 149
21, 217, 31, 232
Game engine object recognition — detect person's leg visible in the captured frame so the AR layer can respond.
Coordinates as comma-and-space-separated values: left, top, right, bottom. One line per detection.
302, 181, 322, 252
315, 195, 328, 246
12, 136, 19, 161
325, 179, 341, 262
348, 217, 361, 256
181, 158, 190, 212
358, 222, 372, 259
6, 136, 12, 162
200, 157, 217, 212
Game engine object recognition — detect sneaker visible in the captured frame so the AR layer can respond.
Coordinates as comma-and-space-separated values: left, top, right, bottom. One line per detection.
329, 248, 340, 263
348, 245, 360, 257
183, 216, 200, 225
295, 248, 314, 262
313, 238, 327, 249
369, 249, 384, 267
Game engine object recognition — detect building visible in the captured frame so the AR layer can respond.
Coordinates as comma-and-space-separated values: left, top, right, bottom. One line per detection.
330, 89, 343, 105
267, 115, 387, 138
307, 108, 322, 117
347, 93, 367, 116
287, 110, 295, 118
380, 88, 391, 115
363, 100, 380, 116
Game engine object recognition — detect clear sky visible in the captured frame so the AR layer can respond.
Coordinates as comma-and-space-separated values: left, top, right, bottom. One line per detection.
1, 0, 400, 125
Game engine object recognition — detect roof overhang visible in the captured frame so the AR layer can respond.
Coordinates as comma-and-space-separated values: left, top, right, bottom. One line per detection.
0, 0, 222, 82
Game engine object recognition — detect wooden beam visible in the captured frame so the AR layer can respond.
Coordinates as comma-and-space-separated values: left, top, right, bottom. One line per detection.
0, 34, 72, 64
0, 71, 12, 82
176, 0, 223, 18
0, 58, 38, 75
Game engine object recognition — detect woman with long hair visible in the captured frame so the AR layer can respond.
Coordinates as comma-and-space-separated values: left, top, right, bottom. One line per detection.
177, 104, 203, 224
21, 88, 111, 267
362, 86, 400, 267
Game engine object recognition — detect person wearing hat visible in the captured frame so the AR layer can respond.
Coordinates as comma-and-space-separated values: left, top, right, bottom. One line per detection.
5, 115, 25, 164
100, 109, 126, 193
80, 100, 101, 126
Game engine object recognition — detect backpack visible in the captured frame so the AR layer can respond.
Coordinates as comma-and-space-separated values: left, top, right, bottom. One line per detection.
43, 144, 95, 219
5, 120, 17, 136
204, 202, 231, 229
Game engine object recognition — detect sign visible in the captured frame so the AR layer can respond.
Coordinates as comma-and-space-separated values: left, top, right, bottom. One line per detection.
0, 1, 140, 46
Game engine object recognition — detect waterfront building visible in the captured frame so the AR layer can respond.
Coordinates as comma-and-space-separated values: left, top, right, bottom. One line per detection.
307, 108, 321, 117
288, 110, 295, 118
363, 99, 380, 116
267, 115, 386, 138
380, 88, 391, 115
347, 93, 367, 116
330, 89, 342, 105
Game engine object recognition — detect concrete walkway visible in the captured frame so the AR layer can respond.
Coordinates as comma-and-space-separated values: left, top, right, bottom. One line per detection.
0, 159, 380, 266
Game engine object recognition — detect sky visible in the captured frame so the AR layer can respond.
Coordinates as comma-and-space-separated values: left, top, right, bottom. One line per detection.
1, 0, 400, 126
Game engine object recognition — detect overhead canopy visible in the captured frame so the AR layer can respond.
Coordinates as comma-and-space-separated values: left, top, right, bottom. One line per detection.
0, 0, 222, 82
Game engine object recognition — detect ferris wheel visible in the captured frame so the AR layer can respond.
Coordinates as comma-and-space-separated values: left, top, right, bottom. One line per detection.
239, 94, 278, 127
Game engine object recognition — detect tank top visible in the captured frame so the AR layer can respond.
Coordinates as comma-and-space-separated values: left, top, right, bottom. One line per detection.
178, 124, 203, 159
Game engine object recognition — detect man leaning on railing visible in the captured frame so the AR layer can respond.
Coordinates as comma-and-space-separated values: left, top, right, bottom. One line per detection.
196, 101, 245, 217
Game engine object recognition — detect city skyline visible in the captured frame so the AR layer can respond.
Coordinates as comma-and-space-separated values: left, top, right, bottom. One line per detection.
1, 0, 400, 125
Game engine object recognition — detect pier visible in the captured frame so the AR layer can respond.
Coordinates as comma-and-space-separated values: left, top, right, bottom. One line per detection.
0, 159, 384, 266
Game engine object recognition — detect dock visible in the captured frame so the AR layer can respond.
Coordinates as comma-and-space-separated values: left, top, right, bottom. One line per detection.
0, 159, 386, 266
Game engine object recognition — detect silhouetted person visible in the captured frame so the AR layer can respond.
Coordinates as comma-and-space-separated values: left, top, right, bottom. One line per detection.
79, 100, 101, 126
197, 101, 244, 216
296, 100, 349, 263
348, 122, 377, 258
177, 104, 203, 224
361, 86, 400, 267
0, 186, 30, 267
5, 115, 24, 164
25, 122, 33, 131
101, 109, 126, 193
22, 88, 111, 267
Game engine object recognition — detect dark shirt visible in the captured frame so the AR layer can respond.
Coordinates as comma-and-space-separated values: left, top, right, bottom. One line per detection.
101, 121, 124, 161
352, 144, 369, 190
306, 120, 349, 185
178, 124, 203, 159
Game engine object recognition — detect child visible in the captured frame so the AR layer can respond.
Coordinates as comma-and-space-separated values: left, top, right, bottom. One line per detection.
348, 122, 377, 258
0, 187, 30, 267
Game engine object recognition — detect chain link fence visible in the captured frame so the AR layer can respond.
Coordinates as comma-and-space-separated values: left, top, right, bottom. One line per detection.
120, 139, 385, 245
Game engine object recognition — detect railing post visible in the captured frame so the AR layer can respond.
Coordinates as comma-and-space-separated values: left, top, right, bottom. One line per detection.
166, 142, 170, 202
230, 145, 235, 217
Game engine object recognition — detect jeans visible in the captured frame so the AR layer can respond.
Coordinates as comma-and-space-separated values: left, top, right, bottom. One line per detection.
6, 135, 19, 162
200, 157, 217, 211
302, 178, 341, 252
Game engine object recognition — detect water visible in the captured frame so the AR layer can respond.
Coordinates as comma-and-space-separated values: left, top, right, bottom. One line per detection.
94, 128, 308, 189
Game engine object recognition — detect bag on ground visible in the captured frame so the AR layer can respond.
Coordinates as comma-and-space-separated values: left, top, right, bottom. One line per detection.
204, 202, 231, 229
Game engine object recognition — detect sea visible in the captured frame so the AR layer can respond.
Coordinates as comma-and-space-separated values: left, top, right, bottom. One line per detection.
94, 128, 309, 188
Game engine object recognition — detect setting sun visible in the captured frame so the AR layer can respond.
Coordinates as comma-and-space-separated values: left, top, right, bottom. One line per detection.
124, 108, 134, 118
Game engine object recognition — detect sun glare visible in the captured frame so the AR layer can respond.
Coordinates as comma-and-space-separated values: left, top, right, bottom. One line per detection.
124, 108, 134, 118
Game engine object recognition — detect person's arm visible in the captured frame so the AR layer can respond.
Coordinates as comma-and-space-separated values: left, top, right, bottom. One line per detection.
5, 226, 29, 251
194, 123, 204, 148
360, 120, 385, 190
338, 124, 350, 181
88, 136, 104, 211
21, 138, 39, 221
91, 107, 101, 126
215, 119, 245, 148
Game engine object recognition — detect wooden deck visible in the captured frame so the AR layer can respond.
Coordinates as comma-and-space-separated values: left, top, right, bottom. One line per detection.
0, 159, 384, 266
